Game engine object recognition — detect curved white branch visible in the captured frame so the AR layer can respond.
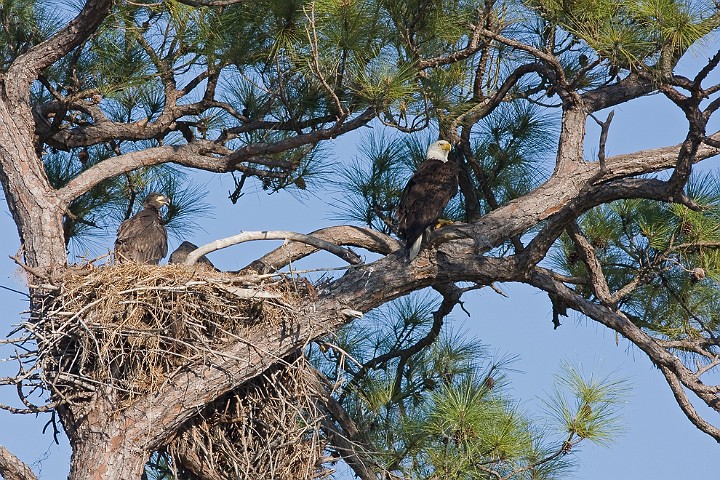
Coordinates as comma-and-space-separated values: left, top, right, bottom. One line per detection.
184, 230, 363, 267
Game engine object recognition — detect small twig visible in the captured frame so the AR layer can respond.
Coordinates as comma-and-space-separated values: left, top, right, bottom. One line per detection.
0, 285, 30, 298
489, 282, 508, 297
9, 254, 47, 281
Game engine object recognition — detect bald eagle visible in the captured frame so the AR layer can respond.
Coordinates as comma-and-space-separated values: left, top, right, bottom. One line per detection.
114, 192, 170, 264
397, 140, 458, 260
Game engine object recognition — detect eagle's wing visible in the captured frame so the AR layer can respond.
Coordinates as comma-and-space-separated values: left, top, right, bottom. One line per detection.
114, 210, 168, 264
396, 159, 458, 260
397, 159, 458, 247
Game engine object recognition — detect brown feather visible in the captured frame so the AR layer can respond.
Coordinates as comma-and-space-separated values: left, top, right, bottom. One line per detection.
114, 194, 169, 264
168, 241, 216, 269
397, 158, 458, 258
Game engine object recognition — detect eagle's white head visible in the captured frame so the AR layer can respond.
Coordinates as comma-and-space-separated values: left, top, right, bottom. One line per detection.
426, 140, 452, 162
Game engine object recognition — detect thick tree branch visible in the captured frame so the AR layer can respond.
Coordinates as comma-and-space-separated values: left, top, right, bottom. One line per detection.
5, 0, 112, 102
243, 226, 400, 274
582, 74, 655, 112
57, 109, 376, 205
438, 131, 720, 256
0, 445, 38, 480
658, 364, 720, 442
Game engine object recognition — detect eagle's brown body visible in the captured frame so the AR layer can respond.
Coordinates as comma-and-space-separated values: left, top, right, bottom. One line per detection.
397, 140, 458, 260
169, 241, 216, 269
114, 193, 169, 264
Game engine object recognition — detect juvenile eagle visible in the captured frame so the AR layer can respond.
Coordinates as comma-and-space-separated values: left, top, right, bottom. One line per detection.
114, 192, 170, 264
397, 140, 458, 260
169, 240, 216, 269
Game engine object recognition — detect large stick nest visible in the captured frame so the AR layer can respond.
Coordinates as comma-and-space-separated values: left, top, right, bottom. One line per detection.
25, 263, 329, 478
168, 356, 330, 479
31, 263, 307, 400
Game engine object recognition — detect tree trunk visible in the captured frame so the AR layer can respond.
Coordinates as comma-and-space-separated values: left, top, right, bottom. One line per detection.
0, 90, 66, 269
65, 402, 148, 480
69, 436, 147, 480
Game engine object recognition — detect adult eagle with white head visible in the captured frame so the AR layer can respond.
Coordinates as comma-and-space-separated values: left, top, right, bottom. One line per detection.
397, 140, 458, 260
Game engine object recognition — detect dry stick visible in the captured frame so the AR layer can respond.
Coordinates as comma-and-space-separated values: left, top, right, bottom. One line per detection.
589, 110, 615, 173
183, 230, 363, 266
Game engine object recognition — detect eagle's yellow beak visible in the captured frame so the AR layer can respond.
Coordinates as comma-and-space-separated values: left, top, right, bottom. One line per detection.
440, 142, 452, 151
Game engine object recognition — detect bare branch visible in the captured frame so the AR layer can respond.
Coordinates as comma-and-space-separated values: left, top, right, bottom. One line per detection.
342, 283, 463, 398
183, 230, 363, 267
527, 267, 720, 440
243, 226, 400, 274
566, 223, 614, 306
589, 110, 615, 171
658, 364, 720, 442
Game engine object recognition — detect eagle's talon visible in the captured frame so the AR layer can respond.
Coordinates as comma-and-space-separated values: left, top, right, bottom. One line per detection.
433, 218, 454, 230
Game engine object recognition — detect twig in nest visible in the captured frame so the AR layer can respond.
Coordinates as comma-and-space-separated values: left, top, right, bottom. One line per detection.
9, 253, 47, 281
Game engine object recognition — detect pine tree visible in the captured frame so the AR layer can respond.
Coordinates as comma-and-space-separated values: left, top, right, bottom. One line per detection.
0, 0, 719, 479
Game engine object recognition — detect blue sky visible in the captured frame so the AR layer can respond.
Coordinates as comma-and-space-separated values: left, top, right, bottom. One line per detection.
1, 45, 720, 480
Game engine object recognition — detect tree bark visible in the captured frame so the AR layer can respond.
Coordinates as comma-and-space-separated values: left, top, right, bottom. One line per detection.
0, 445, 38, 480
64, 399, 148, 480
0, 95, 65, 269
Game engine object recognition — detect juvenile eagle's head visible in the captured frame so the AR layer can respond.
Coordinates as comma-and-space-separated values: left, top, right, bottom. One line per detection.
143, 192, 171, 210
426, 140, 452, 162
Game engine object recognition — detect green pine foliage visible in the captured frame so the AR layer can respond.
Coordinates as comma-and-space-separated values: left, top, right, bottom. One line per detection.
529, 0, 719, 72
313, 293, 629, 479
0, 0, 59, 71
552, 173, 720, 342
471, 101, 556, 213
333, 133, 413, 232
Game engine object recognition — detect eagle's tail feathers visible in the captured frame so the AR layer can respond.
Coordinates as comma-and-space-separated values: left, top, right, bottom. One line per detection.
407, 235, 423, 261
